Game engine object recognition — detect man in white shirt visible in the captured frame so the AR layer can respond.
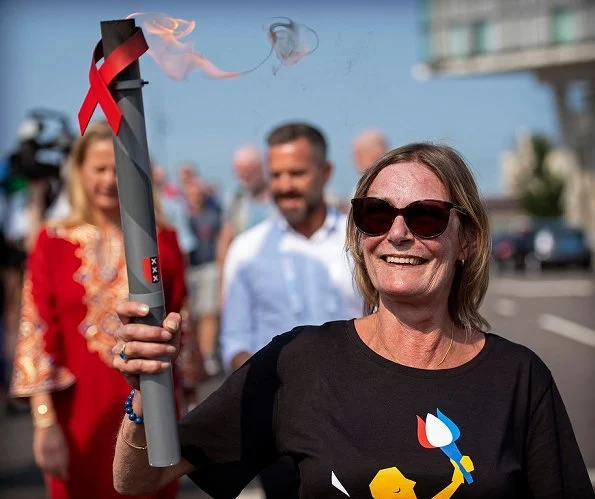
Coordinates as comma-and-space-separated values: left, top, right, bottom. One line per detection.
221, 122, 362, 370
219, 122, 363, 498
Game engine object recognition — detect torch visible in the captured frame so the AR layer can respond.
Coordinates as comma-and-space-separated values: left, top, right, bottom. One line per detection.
78, 19, 179, 467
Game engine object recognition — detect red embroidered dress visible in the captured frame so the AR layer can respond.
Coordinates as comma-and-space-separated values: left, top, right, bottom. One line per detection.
11, 224, 185, 499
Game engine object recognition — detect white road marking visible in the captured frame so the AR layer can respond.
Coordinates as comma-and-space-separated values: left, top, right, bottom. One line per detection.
538, 314, 595, 348
494, 298, 517, 316
492, 279, 593, 298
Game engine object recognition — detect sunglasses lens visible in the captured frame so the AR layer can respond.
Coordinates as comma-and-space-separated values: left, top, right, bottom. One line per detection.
353, 198, 395, 235
406, 202, 450, 238
353, 198, 454, 238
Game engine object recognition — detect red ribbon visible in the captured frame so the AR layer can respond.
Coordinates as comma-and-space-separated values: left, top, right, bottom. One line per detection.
78, 28, 148, 135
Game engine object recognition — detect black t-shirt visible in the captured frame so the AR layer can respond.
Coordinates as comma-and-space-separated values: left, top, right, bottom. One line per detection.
179, 320, 593, 498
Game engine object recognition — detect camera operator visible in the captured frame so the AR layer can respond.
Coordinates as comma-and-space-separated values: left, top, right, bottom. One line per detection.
0, 110, 73, 414
8, 111, 73, 245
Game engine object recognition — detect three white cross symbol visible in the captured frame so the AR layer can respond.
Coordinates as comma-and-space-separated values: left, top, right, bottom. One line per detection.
150, 257, 159, 282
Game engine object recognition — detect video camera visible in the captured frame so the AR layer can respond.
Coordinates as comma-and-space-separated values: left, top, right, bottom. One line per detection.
8, 108, 74, 181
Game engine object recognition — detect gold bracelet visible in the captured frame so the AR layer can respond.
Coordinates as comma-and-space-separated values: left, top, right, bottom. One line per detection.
33, 417, 57, 429
119, 420, 147, 451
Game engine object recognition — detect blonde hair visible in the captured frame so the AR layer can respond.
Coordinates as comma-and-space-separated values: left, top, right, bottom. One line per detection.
58, 120, 168, 228
346, 142, 491, 333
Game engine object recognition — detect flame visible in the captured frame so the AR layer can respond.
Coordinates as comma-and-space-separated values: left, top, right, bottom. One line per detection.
126, 12, 318, 80
416, 415, 434, 449
436, 408, 460, 440
417, 409, 462, 449
425, 413, 454, 448
126, 12, 240, 80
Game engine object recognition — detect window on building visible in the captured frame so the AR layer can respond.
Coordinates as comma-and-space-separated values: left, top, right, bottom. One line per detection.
473, 21, 491, 54
552, 7, 577, 44
449, 25, 470, 57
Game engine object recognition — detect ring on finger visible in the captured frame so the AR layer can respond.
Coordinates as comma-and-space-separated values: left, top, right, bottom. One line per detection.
118, 342, 128, 362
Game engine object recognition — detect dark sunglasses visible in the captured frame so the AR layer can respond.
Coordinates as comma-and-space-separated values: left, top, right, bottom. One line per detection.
351, 197, 468, 239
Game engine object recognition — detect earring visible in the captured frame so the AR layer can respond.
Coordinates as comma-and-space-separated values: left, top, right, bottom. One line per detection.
460, 259, 465, 266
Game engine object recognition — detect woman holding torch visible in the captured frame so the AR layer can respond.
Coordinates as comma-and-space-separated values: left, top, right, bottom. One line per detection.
113, 143, 593, 498
9, 120, 191, 499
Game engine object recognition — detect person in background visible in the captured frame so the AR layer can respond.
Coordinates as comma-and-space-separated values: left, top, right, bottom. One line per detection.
1, 117, 71, 414
0, 175, 30, 415
154, 163, 182, 200
215, 144, 274, 271
335, 129, 390, 215
219, 122, 363, 498
152, 164, 198, 262
220, 123, 362, 372
112, 141, 592, 499
152, 163, 204, 410
177, 161, 198, 189
9, 120, 191, 499
352, 129, 389, 174
183, 176, 222, 378
177, 161, 221, 212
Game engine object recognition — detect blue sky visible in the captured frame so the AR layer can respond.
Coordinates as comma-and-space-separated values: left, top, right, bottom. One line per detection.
0, 0, 559, 198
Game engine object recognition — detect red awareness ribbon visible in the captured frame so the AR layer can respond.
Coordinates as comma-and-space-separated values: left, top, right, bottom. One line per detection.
78, 28, 148, 135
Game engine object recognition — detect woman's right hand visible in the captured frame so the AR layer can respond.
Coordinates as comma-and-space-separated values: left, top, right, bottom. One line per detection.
112, 301, 181, 389
33, 424, 69, 480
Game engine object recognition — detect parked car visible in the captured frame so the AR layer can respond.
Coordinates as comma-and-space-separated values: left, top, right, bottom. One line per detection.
492, 220, 592, 272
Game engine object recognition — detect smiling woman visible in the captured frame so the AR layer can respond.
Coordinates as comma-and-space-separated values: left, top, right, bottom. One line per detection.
347, 143, 491, 323
110, 142, 593, 498
69, 126, 120, 219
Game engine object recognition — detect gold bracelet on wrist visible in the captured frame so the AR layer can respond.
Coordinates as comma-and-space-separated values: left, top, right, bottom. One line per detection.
33, 417, 57, 429
119, 420, 147, 451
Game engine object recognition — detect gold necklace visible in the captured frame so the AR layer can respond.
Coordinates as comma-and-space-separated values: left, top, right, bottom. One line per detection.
373, 315, 454, 368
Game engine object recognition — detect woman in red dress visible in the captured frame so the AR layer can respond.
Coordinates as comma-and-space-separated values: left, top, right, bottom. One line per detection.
10, 120, 187, 498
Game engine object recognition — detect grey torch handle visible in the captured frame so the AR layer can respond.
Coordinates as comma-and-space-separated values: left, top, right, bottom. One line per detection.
101, 19, 180, 467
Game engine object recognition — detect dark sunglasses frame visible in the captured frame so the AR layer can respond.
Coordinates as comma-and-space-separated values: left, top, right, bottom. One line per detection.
351, 197, 468, 239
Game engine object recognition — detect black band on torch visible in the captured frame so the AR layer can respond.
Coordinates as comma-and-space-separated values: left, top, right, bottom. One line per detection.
112, 79, 148, 90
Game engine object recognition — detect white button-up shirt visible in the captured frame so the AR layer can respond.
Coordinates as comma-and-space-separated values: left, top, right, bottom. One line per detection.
220, 207, 363, 369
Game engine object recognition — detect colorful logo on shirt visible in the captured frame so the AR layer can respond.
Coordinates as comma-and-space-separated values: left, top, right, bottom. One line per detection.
417, 409, 474, 484
332, 409, 475, 498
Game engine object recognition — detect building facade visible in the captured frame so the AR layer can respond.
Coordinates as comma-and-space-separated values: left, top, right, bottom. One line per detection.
422, 0, 595, 74
421, 0, 595, 242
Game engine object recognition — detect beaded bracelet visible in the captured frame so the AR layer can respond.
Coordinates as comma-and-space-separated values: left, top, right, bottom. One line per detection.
124, 389, 144, 424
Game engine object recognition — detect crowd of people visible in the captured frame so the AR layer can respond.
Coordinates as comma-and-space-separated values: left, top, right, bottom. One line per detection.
0, 115, 592, 499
